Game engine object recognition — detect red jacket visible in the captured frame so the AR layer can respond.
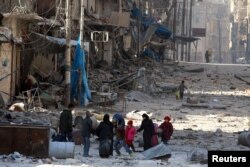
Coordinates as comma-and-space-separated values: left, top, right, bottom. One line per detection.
159, 122, 173, 141
125, 126, 136, 145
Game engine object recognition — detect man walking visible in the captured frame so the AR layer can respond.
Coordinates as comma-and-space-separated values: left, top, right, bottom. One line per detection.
205, 50, 209, 63
82, 111, 93, 157
178, 80, 188, 100
59, 103, 74, 141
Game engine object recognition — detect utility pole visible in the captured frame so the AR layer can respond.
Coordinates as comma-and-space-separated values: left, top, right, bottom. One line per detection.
173, 0, 177, 60
246, 18, 249, 62
65, 0, 71, 105
181, 0, 186, 61
138, 0, 142, 57
246, 1, 249, 62
218, 20, 222, 63
188, 0, 193, 61
80, 0, 84, 48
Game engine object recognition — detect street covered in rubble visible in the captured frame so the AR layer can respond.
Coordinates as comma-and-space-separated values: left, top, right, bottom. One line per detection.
1, 0, 250, 167
1, 62, 250, 167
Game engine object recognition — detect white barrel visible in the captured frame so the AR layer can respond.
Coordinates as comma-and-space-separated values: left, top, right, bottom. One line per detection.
49, 142, 75, 159
238, 132, 250, 146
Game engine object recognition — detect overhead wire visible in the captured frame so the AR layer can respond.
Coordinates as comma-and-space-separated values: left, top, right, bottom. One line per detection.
5, 0, 64, 52
26, 0, 65, 51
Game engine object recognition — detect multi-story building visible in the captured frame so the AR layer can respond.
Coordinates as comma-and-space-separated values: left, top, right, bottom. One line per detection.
229, 0, 250, 63
191, 0, 230, 63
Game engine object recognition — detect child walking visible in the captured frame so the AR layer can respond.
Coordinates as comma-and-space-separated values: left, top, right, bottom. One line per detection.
125, 120, 136, 152
159, 116, 173, 145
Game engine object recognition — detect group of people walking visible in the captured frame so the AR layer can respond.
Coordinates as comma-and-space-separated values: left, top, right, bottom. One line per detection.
95, 112, 173, 158
58, 105, 174, 158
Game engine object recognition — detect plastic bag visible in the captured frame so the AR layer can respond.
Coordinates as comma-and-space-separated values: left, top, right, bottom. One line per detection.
175, 90, 180, 100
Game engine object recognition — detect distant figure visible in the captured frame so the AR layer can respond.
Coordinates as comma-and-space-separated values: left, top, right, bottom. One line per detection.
59, 103, 74, 141
95, 114, 113, 158
159, 116, 173, 145
205, 50, 209, 63
82, 111, 93, 157
137, 113, 154, 151
112, 113, 132, 156
178, 80, 188, 100
125, 120, 136, 152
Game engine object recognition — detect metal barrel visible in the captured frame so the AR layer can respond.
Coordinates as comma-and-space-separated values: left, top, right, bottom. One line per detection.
238, 132, 250, 146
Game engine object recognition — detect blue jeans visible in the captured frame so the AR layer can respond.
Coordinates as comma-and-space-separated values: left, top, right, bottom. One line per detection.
114, 139, 132, 155
83, 137, 90, 157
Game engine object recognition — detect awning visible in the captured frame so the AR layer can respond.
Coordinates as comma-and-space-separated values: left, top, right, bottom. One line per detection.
174, 35, 200, 43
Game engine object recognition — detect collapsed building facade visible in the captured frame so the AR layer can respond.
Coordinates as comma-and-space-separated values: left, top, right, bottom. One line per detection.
0, 0, 176, 107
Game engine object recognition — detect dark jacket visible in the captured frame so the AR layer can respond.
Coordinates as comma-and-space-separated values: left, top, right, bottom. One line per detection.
96, 114, 114, 140
59, 109, 73, 133
137, 117, 154, 138
96, 122, 112, 140
82, 116, 92, 137
159, 122, 173, 141
137, 115, 155, 150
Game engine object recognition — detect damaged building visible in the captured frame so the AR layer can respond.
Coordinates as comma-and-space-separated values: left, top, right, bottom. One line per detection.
0, 0, 175, 108
0, 0, 250, 164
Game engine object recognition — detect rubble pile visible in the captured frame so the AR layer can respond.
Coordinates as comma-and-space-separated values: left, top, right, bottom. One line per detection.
0, 109, 59, 128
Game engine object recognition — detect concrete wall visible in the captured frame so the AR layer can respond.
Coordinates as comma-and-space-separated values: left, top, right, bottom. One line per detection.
96, 0, 118, 16
0, 43, 12, 103
72, 0, 96, 19
2, 15, 25, 101
191, 0, 230, 63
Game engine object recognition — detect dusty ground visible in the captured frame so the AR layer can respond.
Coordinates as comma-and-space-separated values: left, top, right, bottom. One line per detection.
0, 62, 249, 167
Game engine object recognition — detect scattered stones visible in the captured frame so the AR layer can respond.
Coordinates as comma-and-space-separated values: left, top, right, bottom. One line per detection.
187, 148, 208, 163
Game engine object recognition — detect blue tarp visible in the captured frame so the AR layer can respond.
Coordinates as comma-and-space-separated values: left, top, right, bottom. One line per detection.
131, 7, 172, 39
71, 38, 91, 106
141, 48, 162, 62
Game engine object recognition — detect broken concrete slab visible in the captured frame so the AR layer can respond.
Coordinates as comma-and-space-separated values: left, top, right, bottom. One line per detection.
126, 110, 153, 120
141, 142, 171, 160
30, 55, 54, 78
182, 103, 227, 109
234, 74, 250, 85
186, 97, 199, 104
187, 148, 208, 163
155, 82, 178, 91
126, 91, 152, 102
